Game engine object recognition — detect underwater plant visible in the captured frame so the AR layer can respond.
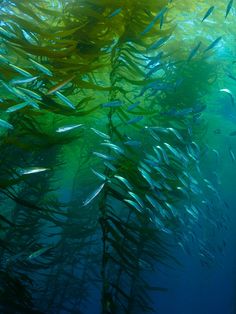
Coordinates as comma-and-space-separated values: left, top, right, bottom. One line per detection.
0, 0, 229, 313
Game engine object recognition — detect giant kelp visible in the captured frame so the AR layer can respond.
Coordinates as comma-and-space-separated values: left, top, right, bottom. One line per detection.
0, 1, 227, 313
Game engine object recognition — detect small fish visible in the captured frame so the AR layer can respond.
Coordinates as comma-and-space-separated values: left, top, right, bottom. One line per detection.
1, 81, 25, 99
188, 42, 202, 61
229, 147, 236, 162
228, 73, 236, 81
6, 102, 29, 113
46, 75, 75, 95
127, 116, 143, 124
104, 161, 117, 172
201, 6, 214, 22
114, 175, 133, 190
148, 36, 169, 50
93, 152, 115, 161
220, 88, 234, 105
91, 128, 110, 139
229, 130, 236, 136
0, 27, 16, 39
102, 100, 122, 108
83, 183, 105, 206
124, 140, 141, 147
220, 88, 232, 94
56, 124, 83, 133
145, 194, 162, 211
160, 14, 165, 29
55, 91, 76, 109
91, 168, 108, 181
164, 142, 182, 160
9, 64, 32, 77
128, 192, 144, 208
17, 87, 42, 100
124, 199, 142, 212
168, 127, 184, 142
29, 58, 53, 76
156, 145, 170, 165
28, 245, 53, 260
204, 36, 222, 52
19, 167, 49, 175
11, 76, 38, 85
127, 101, 140, 111
0, 118, 13, 130
225, 0, 233, 19
108, 8, 122, 18
139, 161, 152, 173
141, 7, 168, 35
212, 149, 220, 160
146, 159, 167, 178
0, 54, 9, 64
26, 99, 40, 109
138, 167, 154, 188
101, 142, 124, 155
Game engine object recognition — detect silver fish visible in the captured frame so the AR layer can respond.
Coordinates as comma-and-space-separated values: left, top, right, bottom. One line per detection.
104, 161, 117, 172
0, 118, 13, 130
229, 147, 235, 162
93, 152, 115, 161
17, 87, 42, 100
91, 168, 108, 181
55, 91, 76, 109
91, 128, 110, 139
19, 167, 49, 175
124, 140, 141, 147
128, 192, 144, 208
28, 245, 54, 260
101, 142, 124, 154
124, 199, 142, 212
29, 58, 53, 76
138, 167, 154, 188
6, 102, 29, 113
11, 76, 38, 85
0, 27, 16, 39
0, 54, 9, 64
219, 88, 234, 105
56, 124, 83, 133
114, 175, 133, 190
83, 183, 105, 206
9, 64, 32, 77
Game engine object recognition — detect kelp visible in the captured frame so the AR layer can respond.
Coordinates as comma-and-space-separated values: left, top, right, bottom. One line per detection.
0, 0, 227, 313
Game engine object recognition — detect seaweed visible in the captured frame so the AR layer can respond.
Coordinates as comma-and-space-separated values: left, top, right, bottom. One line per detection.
0, 1, 227, 313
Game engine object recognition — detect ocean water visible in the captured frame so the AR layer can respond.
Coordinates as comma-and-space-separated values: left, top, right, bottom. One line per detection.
0, 1, 236, 314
